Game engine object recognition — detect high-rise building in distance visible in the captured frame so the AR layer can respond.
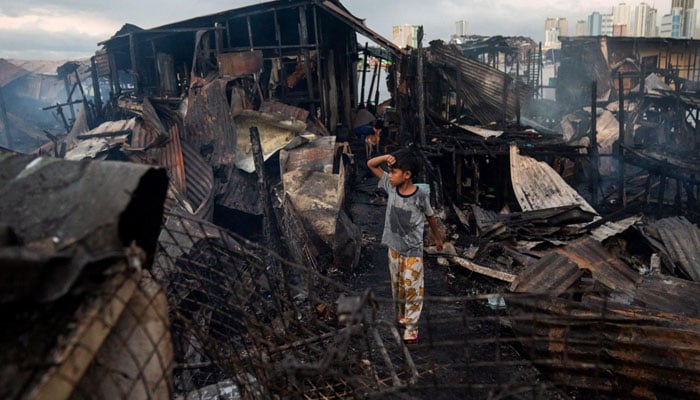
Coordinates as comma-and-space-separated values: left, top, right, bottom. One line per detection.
392, 24, 420, 48
588, 12, 602, 35
455, 20, 468, 37
544, 17, 568, 48
661, 1, 697, 37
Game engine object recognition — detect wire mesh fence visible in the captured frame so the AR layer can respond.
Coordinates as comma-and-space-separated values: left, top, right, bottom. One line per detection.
19, 210, 694, 399
148, 210, 608, 400
153, 210, 419, 399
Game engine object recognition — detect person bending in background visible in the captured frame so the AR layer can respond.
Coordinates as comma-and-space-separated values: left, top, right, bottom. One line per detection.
367, 148, 443, 344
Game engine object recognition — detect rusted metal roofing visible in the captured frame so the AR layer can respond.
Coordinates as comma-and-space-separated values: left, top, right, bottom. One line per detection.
507, 288, 700, 398
509, 235, 700, 397
0, 59, 30, 88
429, 41, 529, 125
94, 118, 136, 134
0, 154, 167, 302
159, 122, 186, 197
458, 124, 503, 138
554, 236, 640, 295
589, 215, 640, 242
101, 0, 403, 55
234, 111, 301, 173
509, 252, 583, 295
182, 141, 214, 220
510, 236, 639, 297
217, 168, 261, 216
280, 135, 360, 270
64, 136, 127, 160
510, 144, 598, 215
631, 274, 700, 316
645, 217, 700, 282
184, 78, 236, 174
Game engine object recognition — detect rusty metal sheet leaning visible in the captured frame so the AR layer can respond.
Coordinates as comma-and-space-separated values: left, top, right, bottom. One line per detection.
0, 154, 168, 303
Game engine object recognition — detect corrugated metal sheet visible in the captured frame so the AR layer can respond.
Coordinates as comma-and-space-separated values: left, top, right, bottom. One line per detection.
184, 78, 236, 172
510, 236, 639, 297
159, 122, 186, 196
217, 168, 261, 215
281, 135, 335, 173
458, 124, 503, 138
508, 236, 700, 397
182, 141, 214, 220
0, 154, 167, 302
138, 98, 187, 195
64, 136, 127, 160
131, 120, 157, 149
259, 101, 309, 122
429, 41, 529, 125
217, 50, 263, 78
280, 136, 352, 253
510, 144, 598, 215
507, 290, 700, 398
554, 236, 639, 296
83, 118, 137, 136
646, 217, 700, 282
102, 1, 404, 54
94, 50, 111, 77
632, 274, 700, 316
0, 59, 30, 88
233, 109, 307, 173
509, 252, 583, 295
589, 215, 641, 242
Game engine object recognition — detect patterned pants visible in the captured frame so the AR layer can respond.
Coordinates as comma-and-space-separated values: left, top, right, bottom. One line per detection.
388, 248, 424, 335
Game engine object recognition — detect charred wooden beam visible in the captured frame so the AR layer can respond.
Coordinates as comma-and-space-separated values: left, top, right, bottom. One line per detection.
374, 58, 382, 107
417, 26, 426, 146
250, 126, 279, 253
299, 5, 315, 106
617, 72, 626, 207
90, 56, 103, 116
590, 81, 599, 206
0, 87, 12, 148
359, 42, 368, 108
129, 32, 140, 94
366, 57, 378, 107
77, 130, 132, 140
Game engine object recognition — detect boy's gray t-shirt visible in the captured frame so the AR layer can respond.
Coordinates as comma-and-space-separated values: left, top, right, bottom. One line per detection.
378, 172, 434, 257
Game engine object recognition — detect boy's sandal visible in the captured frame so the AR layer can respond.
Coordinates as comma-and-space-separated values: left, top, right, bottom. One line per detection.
403, 331, 418, 345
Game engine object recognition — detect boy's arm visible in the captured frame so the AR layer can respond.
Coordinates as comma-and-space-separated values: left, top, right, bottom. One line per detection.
427, 215, 443, 251
366, 154, 395, 179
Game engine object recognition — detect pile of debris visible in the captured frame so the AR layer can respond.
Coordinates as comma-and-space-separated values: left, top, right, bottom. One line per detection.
0, 154, 172, 399
431, 143, 700, 398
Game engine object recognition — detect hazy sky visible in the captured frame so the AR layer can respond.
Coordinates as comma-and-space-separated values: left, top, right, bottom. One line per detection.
0, 0, 680, 60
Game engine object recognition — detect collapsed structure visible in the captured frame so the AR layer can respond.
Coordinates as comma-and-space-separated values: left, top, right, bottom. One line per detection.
1, 1, 700, 399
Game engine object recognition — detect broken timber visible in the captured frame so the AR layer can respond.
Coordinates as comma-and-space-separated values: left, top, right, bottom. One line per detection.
449, 255, 516, 283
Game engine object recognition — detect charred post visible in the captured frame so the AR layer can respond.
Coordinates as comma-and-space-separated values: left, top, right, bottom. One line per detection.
250, 126, 277, 252
360, 42, 368, 108
417, 26, 426, 147
590, 81, 599, 206
617, 72, 626, 207
366, 57, 378, 108
89, 56, 103, 117
0, 88, 12, 148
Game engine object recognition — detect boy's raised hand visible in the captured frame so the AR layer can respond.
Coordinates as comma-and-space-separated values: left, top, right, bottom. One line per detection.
367, 154, 394, 179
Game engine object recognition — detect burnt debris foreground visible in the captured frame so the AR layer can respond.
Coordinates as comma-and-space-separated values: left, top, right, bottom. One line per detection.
1, 0, 700, 399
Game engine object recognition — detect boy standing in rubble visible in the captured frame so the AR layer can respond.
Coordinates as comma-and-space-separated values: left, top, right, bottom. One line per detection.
367, 149, 443, 344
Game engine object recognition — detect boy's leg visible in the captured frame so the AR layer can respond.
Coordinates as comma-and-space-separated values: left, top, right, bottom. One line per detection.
387, 248, 405, 322
402, 256, 424, 343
